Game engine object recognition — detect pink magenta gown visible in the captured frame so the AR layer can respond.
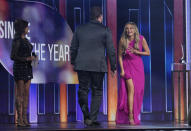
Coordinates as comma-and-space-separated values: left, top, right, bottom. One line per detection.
116, 35, 145, 125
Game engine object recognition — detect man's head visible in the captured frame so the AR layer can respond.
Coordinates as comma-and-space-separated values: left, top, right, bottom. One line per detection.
90, 6, 103, 23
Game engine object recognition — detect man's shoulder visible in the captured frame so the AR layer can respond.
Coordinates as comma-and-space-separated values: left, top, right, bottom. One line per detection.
75, 23, 91, 32
94, 23, 108, 30
76, 22, 111, 34
97, 23, 107, 28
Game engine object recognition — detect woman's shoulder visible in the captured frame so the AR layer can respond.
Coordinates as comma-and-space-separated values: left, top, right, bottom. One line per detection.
139, 35, 144, 40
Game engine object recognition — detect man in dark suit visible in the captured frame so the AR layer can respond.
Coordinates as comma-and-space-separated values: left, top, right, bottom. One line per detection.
70, 6, 116, 126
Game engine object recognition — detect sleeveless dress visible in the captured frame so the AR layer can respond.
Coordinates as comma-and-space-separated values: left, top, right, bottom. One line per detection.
116, 35, 145, 125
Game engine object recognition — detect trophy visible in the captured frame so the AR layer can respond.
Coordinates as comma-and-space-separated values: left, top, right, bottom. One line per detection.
179, 43, 186, 64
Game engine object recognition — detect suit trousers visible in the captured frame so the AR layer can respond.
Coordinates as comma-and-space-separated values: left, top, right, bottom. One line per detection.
77, 71, 105, 122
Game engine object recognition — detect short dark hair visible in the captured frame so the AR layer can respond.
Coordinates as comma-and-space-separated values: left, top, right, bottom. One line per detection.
14, 19, 28, 35
90, 6, 102, 20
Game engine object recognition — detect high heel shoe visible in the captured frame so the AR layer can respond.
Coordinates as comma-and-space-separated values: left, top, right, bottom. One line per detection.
23, 103, 30, 126
129, 113, 135, 125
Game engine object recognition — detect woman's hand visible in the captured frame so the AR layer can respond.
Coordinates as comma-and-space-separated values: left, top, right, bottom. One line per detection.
120, 70, 125, 77
133, 49, 139, 54
26, 56, 36, 61
127, 47, 139, 54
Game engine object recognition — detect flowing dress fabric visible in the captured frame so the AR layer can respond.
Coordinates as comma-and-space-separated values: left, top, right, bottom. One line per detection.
116, 35, 145, 125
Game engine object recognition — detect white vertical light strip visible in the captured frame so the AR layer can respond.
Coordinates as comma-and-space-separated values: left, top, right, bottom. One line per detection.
54, 83, 60, 114
38, 84, 45, 115
149, 0, 152, 113
74, 6, 83, 121
164, 1, 167, 113
102, 0, 107, 115
186, 0, 191, 65
185, 0, 191, 116
103, 75, 107, 115
141, 0, 152, 113
29, 84, 38, 123
164, 1, 173, 113
74, 7, 81, 30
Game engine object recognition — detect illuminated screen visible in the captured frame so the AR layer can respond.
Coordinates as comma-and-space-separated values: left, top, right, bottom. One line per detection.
0, 0, 78, 84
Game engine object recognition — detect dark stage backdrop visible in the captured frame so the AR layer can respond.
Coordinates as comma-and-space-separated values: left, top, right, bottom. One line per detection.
0, 0, 177, 123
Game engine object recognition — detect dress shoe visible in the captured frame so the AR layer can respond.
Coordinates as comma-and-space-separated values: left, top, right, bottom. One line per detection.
84, 119, 93, 126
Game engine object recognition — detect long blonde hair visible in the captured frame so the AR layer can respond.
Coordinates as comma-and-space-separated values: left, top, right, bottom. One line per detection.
119, 22, 140, 55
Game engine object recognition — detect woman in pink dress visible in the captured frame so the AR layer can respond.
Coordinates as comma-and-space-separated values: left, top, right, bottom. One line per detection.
116, 22, 150, 125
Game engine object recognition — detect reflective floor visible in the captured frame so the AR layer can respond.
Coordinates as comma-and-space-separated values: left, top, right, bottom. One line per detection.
0, 121, 190, 131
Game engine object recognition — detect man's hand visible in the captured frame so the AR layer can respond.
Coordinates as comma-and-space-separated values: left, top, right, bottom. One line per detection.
71, 64, 76, 72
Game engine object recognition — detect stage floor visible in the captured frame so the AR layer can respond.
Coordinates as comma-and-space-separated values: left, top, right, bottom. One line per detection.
0, 121, 191, 131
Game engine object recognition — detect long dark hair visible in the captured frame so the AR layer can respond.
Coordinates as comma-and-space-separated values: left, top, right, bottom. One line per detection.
14, 19, 28, 37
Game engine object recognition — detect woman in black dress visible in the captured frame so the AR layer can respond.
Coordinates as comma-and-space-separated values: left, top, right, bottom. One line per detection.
10, 19, 36, 127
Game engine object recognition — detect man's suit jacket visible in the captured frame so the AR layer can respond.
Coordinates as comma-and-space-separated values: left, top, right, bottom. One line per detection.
70, 20, 116, 72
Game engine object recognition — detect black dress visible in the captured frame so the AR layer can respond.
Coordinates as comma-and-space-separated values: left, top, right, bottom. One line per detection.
10, 36, 33, 82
